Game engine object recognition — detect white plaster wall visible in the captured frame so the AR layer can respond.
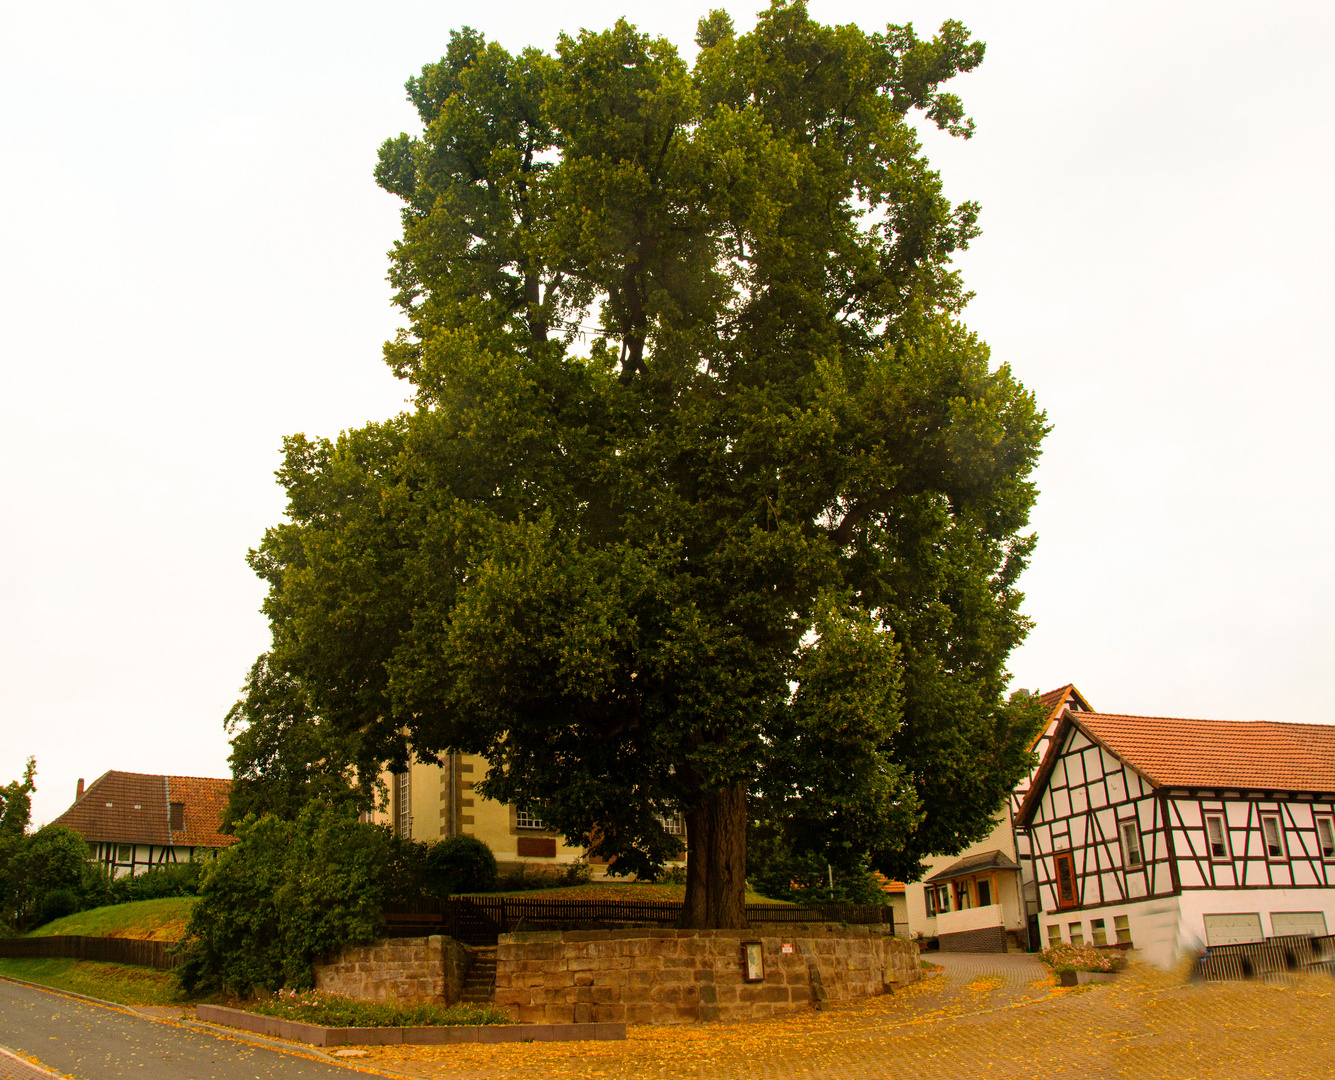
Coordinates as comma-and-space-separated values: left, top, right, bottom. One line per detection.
938, 903, 1003, 935
1038, 898, 1181, 968
1176, 889, 1335, 955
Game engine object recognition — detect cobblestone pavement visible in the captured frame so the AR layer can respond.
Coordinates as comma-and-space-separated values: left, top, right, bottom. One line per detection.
358, 956, 1335, 1080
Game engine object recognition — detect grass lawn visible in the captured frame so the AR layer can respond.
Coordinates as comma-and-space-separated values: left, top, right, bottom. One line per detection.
28, 897, 195, 942
477, 881, 787, 903
0, 957, 186, 1006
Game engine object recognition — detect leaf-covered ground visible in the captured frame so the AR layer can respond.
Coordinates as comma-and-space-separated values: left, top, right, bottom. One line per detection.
352, 958, 1335, 1079
0, 957, 184, 1005
28, 897, 195, 941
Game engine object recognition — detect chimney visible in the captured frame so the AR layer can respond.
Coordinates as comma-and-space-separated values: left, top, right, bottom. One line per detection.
76, 778, 85, 800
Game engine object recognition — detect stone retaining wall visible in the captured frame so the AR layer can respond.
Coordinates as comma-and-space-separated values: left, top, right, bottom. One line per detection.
313, 935, 471, 1005
494, 924, 917, 1025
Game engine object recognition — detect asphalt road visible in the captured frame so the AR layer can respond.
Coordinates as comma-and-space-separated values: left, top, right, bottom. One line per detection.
0, 980, 374, 1080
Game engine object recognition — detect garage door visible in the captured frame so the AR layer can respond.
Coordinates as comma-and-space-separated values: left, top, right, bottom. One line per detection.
1203, 913, 1264, 946
1271, 911, 1328, 937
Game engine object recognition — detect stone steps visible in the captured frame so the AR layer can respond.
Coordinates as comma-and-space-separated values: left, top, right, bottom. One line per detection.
459, 947, 497, 1003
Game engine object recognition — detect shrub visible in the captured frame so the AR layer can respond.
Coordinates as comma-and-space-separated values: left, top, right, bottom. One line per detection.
36, 888, 79, 925
111, 862, 203, 904
657, 864, 687, 885
559, 857, 592, 887
9, 825, 91, 930
424, 834, 497, 896
1040, 941, 1127, 973
246, 988, 512, 1027
176, 801, 389, 995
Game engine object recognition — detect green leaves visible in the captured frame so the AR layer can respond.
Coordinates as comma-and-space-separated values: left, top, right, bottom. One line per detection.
178, 803, 389, 994
234, 4, 1049, 918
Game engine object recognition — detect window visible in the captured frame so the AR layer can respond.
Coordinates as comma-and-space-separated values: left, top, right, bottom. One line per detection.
657, 812, 685, 837
1047, 924, 1062, 947
1261, 814, 1285, 860
394, 770, 411, 839
170, 802, 184, 832
925, 884, 950, 916
1114, 915, 1132, 945
1054, 852, 1078, 908
1316, 816, 1335, 861
515, 808, 547, 830
976, 879, 992, 907
1090, 918, 1107, 946
1120, 820, 1143, 868
1205, 814, 1229, 860
1068, 922, 1084, 946
115, 844, 132, 863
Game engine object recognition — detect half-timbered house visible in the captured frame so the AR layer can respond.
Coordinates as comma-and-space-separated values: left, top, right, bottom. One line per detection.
906, 683, 1093, 951
1017, 711, 1335, 967
52, 771, 234, 878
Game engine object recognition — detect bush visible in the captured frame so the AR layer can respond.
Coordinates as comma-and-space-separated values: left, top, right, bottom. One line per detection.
656, 864, 687, 885
9, 825, 91, 930
559, 857, 592, 887
36, 888, 79, 925
111, 862, 203, 904
246, 988, 511, 1027
176, 801, 389, 995
1040, 941, 1127, 973
424, 835, 498, 895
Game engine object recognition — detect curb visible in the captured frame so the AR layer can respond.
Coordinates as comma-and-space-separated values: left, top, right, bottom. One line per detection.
0, 1045, 66, 1080
196, 1003, 627, 1047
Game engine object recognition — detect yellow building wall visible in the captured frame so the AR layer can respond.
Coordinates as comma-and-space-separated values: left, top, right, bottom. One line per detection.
371, 753, 585, 868
905, 810, 1026, 939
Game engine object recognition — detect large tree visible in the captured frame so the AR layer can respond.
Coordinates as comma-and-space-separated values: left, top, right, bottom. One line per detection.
241, 2, 1048, 928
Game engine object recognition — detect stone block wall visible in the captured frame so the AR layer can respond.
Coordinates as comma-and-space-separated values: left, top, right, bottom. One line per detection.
313, 935, 471, 1005
494, 924, 918, 1025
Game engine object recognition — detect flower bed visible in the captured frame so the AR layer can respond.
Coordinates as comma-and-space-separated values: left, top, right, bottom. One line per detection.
1040, 942, 1128, 974
243, 989, 511, 1027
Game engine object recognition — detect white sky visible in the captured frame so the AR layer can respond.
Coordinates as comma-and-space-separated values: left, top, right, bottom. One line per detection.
3, 1, 1332, 828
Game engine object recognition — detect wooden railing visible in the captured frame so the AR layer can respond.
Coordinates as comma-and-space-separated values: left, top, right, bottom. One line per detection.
383, 897, 895, 946
0, 935, 179, 970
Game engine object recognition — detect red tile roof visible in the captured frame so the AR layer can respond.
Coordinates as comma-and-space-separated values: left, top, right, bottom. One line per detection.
168, 775, 234, 848
1073, 712, 1335, 793
52, 771, 233, 849
1031, 684, 1093, 748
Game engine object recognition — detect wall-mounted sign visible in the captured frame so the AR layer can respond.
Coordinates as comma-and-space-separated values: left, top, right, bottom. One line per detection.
781, 943, 794, 954
742, 941, 765, 982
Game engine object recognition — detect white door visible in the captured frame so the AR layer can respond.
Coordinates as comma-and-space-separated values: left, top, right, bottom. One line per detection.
1203, 913, 1264, 946
1271, 911, 1328, 937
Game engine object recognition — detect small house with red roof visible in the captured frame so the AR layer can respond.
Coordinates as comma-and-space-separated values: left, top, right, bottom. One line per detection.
51, 770, 234, 878
1016, 711, 1335, 967
906, 684, 1093, 952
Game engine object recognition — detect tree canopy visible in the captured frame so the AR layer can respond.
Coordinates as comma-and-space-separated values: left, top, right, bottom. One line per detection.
235, 1, 1049, 928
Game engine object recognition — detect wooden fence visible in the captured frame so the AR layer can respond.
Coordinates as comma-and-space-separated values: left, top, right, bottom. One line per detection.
0, 935, 179, 970
383, 897, 895, 946
1196, 934, 1335, 981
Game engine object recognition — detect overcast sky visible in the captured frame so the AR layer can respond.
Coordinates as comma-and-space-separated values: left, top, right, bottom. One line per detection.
3, 1, 1332, 827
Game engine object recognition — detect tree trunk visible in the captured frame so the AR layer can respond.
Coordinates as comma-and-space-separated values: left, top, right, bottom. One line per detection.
681, 785, 748, 929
